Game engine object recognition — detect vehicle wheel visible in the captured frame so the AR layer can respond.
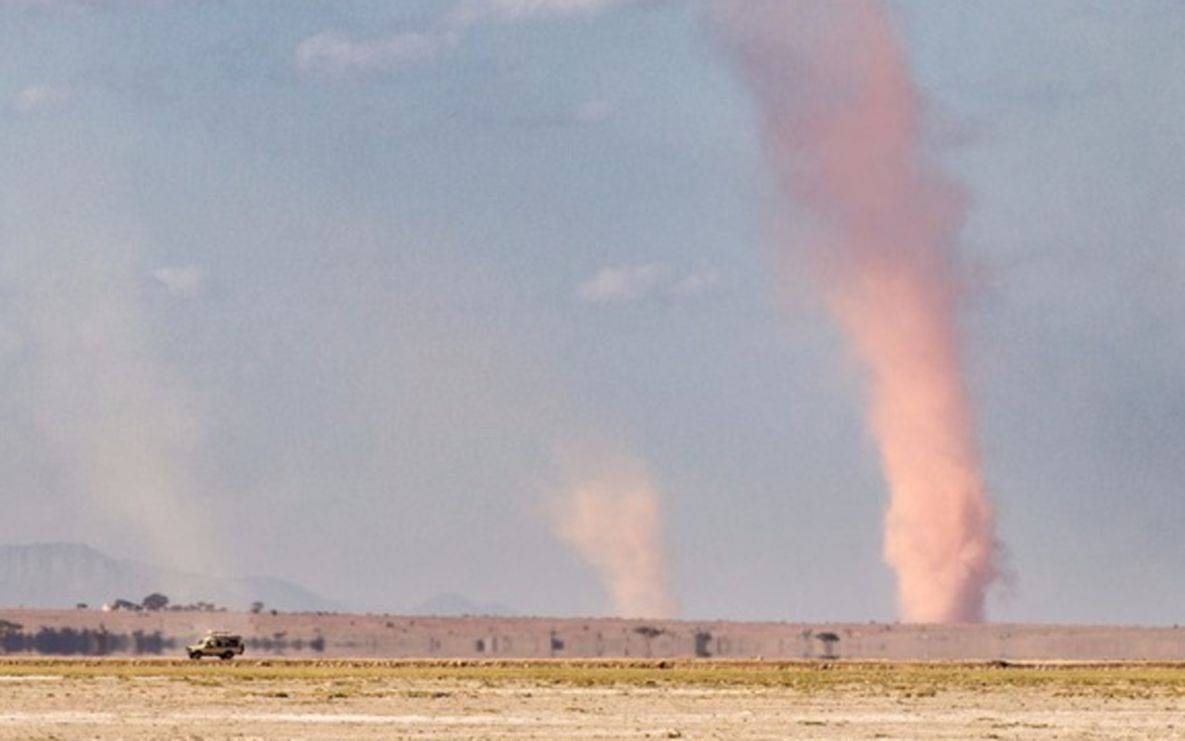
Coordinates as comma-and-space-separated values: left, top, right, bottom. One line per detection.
221, 651, 234, 660
188, 651, 200, 660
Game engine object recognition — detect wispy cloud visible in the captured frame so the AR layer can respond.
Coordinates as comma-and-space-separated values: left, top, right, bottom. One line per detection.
569, 99, 614, 125
672, 264, 719, 297
297, 0, 639, 80
12, 0, 173, 13
577, 262, 720, 304
577, 263, 668, 304
0, 322, 23, 359
511, 99, 616, 128
451, 0, 631, 24
12, 0, 104, 12
153, 265, 208, 299
12, 83, 72, 114
295, 30, 459, 79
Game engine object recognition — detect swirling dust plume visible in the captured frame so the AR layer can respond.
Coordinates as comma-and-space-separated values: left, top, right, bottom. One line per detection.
714, 0, 998, 622
553, 458, 678, 619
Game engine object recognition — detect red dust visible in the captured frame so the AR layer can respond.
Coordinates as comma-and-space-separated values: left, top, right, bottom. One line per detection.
715, 0, 997, 622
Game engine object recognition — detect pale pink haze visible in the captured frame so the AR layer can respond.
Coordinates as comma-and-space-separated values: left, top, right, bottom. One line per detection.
715, 0, 998, 622
553, 462, 678, 619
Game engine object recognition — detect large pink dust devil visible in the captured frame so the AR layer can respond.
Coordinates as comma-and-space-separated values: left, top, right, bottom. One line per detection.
715, 0, 997, 622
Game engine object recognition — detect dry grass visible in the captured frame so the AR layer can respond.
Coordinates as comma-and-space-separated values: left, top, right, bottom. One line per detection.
3, 657, 1185, 696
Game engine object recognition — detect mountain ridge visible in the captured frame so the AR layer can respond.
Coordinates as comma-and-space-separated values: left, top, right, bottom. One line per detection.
0, 542, 338, 612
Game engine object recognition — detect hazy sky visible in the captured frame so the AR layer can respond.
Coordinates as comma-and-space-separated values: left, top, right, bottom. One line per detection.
2, 0, 1183, 625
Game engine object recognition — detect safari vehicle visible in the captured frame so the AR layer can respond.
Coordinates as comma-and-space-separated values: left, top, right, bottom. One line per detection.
186, 631, 245, 660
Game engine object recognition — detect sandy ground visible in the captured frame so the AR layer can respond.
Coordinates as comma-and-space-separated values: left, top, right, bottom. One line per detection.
1, 661, 1184, 739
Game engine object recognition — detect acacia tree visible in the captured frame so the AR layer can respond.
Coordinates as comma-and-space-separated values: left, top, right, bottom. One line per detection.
142, 593, 169, 611
816, 632, 840, 659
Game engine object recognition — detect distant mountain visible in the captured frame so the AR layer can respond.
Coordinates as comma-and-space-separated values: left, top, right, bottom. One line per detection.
410, 592, 517, 617
0, 542, 338, 612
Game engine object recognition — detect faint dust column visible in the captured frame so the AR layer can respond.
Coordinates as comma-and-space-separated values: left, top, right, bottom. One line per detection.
553, 459, 678, 619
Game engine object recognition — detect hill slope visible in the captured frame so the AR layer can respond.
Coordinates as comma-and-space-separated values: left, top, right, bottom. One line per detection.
0, 543, 337, 612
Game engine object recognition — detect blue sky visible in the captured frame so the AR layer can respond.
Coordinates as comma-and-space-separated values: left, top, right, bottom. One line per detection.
2, 0, 1183, 624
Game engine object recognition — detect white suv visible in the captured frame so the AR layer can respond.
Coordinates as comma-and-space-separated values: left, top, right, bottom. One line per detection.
186, 631, 245, 660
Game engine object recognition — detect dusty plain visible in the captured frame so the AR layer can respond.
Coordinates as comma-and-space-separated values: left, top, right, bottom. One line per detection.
2, 658, 1185, 740
6, 609, 1185, 661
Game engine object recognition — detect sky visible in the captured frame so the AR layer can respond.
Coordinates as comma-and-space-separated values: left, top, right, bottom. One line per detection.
1, 0, 1183, 625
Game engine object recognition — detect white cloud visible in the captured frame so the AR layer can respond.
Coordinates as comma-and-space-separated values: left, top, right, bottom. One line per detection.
449, 0, 631, 26
0, 322, 24, 359
570, 99, 614, 125
12, 0, 172, 13
153, 265, 208, 298
577, 262, 721, 304
297, 0, 637, 81
511, 99, 615, 128
490, 0, 626, 14
12, 84, 72, 114
577, 263, 667, 304
10, 0, 99, 11
295, 30, 458, 79
672, 264, 720, 296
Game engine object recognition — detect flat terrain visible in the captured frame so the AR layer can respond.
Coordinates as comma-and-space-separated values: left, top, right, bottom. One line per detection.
7, 609, 1185, 660
2, 659, 1184, 739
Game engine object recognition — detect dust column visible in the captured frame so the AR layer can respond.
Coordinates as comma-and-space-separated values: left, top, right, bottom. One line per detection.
715, 0, 997, 622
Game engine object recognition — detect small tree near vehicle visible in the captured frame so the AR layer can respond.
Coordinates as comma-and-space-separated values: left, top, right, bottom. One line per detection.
142, 593, 170, 611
